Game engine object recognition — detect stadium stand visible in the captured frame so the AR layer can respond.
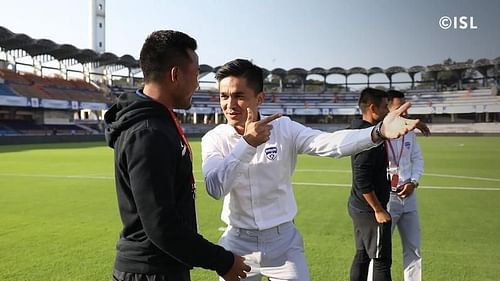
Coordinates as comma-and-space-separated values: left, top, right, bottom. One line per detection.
1, 24, 499, 139
0, 119, 87, 136
0, 83, 17, 96
0, 69, 111, 103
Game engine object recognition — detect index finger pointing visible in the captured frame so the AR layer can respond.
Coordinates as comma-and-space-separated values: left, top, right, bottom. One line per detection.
394, 101, 412, 117
259, 113, 282, 124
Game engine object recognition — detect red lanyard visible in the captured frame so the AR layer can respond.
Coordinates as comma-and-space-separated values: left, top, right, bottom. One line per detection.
167, 109, 192, 160
167, 109, 195, 193
385, 135, 404, 167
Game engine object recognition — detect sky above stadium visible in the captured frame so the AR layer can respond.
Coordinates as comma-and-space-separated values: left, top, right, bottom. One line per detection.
2, 0, 499, 72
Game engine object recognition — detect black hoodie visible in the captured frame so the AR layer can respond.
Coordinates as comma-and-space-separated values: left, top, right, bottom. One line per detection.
348, 119, 390, 212
104, 91, 234, 275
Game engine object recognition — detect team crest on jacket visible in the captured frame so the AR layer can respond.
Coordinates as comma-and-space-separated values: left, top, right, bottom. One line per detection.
405, 141, 411, 149
265, 146, 278, 160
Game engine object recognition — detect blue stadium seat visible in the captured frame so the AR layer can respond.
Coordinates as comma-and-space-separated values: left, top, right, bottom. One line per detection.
0, 83, 18, 96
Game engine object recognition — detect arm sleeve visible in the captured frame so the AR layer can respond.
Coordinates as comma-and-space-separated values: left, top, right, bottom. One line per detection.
410, 134, 424, 182
352, 149, 376, 194
289, 119, 379, 157
126, 129, 234, 275
202, 132, 255, 199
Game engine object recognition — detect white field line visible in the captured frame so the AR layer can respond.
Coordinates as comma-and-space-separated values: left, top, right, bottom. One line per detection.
288, 169, 500, 182
290, 182, 500, 191
0, 172, 499, 191
422, 173, 500, 182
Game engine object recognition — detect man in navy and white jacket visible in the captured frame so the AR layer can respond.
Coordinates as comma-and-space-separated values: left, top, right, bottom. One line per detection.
386, 90, 425, 281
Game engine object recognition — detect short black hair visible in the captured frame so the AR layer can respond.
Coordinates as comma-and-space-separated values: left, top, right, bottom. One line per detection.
358, 87, 387, 113
139, 30, 197, 83
387, 89, 405, 101
215, 59, 264, 93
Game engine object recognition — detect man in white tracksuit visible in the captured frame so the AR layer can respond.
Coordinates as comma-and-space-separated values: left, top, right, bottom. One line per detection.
386, 90, 425, 281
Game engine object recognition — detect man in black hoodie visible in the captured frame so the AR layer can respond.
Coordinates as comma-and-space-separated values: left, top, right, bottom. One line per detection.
348, 88, 392, 281
104, 30, 250, 281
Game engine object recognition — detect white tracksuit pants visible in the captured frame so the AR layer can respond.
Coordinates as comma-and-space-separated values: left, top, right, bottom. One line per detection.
388, 192, 422, 281
218, 221, 309, 281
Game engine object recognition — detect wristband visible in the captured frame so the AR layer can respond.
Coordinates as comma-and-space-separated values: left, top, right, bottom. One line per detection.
374, 122, 388, 140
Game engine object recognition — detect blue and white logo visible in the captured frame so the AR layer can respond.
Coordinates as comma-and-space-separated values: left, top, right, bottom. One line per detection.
265, 146, 278, 160
405, 141, 411, 150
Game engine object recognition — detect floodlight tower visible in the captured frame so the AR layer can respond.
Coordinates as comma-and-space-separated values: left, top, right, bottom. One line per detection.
89, 0, 106, 54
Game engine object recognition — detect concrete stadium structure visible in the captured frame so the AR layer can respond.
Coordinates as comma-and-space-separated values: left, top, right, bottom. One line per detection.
1, 25, 499, 141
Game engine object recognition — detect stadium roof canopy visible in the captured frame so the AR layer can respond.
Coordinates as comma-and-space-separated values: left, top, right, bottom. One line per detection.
72, 49, 99, 64
426, 64, 445, 72
385, 66, 407, 75
348, 67, 367, 76
328, 67, 347, 75
0, 25, 139, 68
271, 68, 287, 78
408, 66, 425, 74
288, 68, 308, 77
0, 26, 14, 41
309, 67, 326, 76
46, 44, 80, 60
368, 67, 384, 76
117, 54, 139, 68
261, 68, 270, 78
0, 32, 33, 51
448, 60, 473, 71
24, 39, 58, 57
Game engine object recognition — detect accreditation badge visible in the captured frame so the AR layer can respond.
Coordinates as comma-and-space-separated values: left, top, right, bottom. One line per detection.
387, 161, 400, 189
391, 174, 400, 188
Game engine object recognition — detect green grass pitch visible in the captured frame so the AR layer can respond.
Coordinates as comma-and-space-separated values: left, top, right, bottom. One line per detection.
0, 136, 499, 281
